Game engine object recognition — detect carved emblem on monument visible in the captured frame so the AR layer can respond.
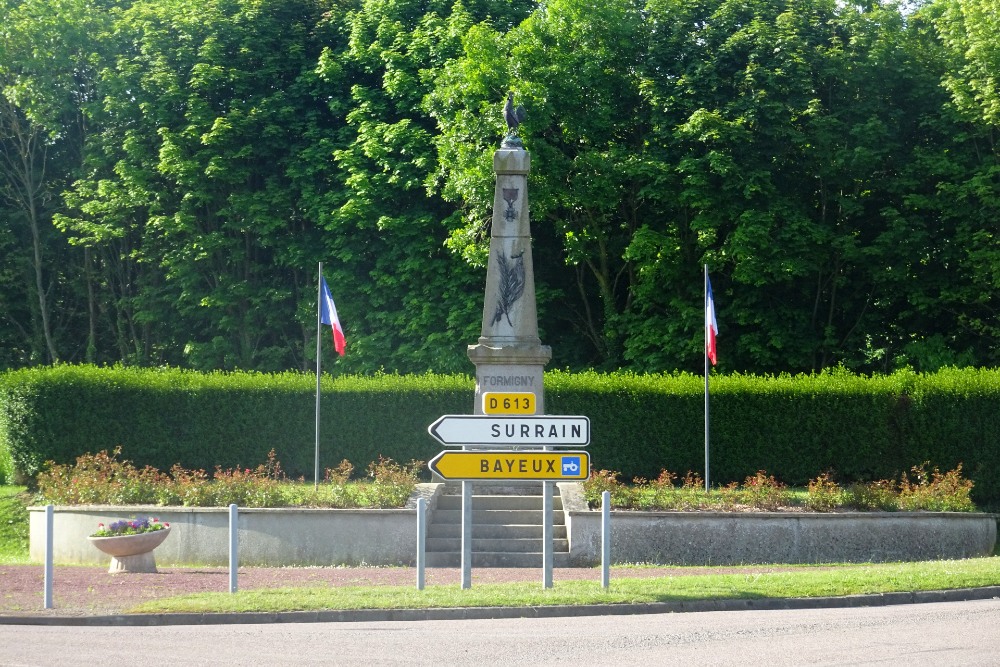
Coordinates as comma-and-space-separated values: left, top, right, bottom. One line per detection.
502, 187, 519, 222
491, 250, 525, 327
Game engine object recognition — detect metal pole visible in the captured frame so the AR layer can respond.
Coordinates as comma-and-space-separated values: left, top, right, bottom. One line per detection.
704, 264, 710, 493
461, 480, 472, 589
601, 491, 610, 589
229, 504, 239, 594
315, 262, 323, 490
416, 497, 426, 590
542, 480, 553, 589
44, 504, 53, 609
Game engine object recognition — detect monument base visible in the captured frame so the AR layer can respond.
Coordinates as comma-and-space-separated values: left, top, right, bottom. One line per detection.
468, 342, 551, 415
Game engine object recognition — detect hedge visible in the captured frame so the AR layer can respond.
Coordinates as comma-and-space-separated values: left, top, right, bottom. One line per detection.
1, 365, 998, 505
0, 365, 470, 485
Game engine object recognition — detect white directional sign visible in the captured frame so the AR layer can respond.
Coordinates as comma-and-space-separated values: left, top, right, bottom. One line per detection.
428, 415, 590, 447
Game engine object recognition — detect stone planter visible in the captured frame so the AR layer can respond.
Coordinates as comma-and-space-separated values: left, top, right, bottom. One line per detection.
87, 527, 171, 574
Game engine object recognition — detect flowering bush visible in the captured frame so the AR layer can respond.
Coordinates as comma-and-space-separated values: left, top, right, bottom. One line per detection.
583, 465, 977, 512
91, 517, 169, 537
36, 448, 423, 509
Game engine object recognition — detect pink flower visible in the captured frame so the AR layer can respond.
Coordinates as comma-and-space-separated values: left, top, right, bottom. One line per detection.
97, 523, 104, 528
164, 522, 170, 528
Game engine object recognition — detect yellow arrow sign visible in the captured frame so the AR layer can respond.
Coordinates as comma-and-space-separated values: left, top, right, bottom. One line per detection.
429, 451, 590, 481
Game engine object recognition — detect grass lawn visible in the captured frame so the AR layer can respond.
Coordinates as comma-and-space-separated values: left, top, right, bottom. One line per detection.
0, 485, 28, 565
129, 557, 1000, 615
0, 485, 29, 564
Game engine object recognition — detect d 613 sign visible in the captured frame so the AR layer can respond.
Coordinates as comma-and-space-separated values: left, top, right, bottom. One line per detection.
482, 392, 536, 415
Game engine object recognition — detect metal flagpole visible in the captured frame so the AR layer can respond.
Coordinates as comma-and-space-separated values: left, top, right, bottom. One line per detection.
704, 264, 710, 493
315, 262, 323, 490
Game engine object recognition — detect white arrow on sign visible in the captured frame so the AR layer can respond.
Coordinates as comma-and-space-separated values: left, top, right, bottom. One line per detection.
427, 415, 590, 447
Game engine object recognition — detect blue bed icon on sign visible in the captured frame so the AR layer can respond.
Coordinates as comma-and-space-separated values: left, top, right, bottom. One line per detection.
561, 456, 581, 476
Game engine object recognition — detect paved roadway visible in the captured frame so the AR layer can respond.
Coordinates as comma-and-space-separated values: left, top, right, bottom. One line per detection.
3, 598, 999, 666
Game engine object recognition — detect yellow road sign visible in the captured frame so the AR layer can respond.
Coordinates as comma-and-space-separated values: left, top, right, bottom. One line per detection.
482, 392, 537, 415
429, 450, 590, 481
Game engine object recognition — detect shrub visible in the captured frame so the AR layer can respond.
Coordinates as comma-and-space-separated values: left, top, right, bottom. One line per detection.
725, 471, 791, 510
6, 365, 1000, 506
35, 448, 171, 505
582, 466, 977, 513
847, 480, 899, 511
35, 449, 420, 509
806, 473, 844, 512
898, 462, 976, 512
583, 470, 631, 508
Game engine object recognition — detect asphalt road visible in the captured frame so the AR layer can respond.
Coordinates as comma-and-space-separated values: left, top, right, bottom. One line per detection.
3, 598, 999, 666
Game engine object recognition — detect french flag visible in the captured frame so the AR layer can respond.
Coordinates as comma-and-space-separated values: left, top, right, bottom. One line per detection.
320, 276, 346, 356
706, 275, 718, 366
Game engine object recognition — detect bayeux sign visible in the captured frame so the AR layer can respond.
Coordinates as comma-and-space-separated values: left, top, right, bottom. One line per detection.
429, 450, 590, 481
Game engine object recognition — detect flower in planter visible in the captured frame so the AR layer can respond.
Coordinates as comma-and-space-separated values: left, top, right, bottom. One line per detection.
90, 517, 168, 538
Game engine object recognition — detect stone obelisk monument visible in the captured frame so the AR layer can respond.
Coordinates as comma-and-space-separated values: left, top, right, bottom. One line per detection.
467, 94, 551, 415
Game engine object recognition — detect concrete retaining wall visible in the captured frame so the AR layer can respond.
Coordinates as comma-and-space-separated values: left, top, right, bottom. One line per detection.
566, 510, 998, 566
29, 505, 421, 567
30, 482, 996, 567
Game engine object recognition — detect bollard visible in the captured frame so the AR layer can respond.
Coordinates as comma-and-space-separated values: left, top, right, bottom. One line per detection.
44, 505, 54, 609
601, 491, 610, 589
416, 497, 426, 590
543, 481, 553, 589
461, 481, 472, 589
229, 504, 238, 593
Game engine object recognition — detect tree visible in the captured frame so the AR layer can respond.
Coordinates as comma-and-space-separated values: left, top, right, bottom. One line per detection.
0, 0, 114, 365
634, 0, 987, 372
927, 0, 1000, 367
58, 0, 348, 370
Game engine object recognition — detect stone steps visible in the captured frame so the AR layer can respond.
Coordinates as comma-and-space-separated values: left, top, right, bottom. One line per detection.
425, 486, 569, 568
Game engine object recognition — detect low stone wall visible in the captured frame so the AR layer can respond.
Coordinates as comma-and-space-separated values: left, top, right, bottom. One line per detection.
566, 510, 998, 566
29, 505, 422, 567
30, 482, 997, 567
556, 482, 997, 566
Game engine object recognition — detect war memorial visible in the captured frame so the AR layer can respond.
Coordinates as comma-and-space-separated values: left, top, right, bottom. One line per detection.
29, 96, 997, 577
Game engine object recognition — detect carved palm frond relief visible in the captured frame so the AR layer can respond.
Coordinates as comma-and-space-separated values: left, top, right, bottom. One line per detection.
491, 250, 525, 327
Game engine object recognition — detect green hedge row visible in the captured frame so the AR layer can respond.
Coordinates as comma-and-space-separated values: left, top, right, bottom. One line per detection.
1, 365, 998, 505
0, 365, 470, 485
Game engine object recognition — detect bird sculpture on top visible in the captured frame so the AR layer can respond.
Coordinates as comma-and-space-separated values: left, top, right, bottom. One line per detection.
502, 92, 527, 148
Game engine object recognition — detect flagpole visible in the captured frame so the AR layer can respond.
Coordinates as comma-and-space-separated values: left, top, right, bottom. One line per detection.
315, 261, 323, 490
704, 264, 710, 494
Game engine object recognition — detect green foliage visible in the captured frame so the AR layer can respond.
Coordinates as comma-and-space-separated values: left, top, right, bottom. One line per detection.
936, 0, 1000, 127
427, 0, 1000, 373
2, 364, 469, 483
1, 0, 999, 377
3, 365, 1000, 506
0, 485, 29, 563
